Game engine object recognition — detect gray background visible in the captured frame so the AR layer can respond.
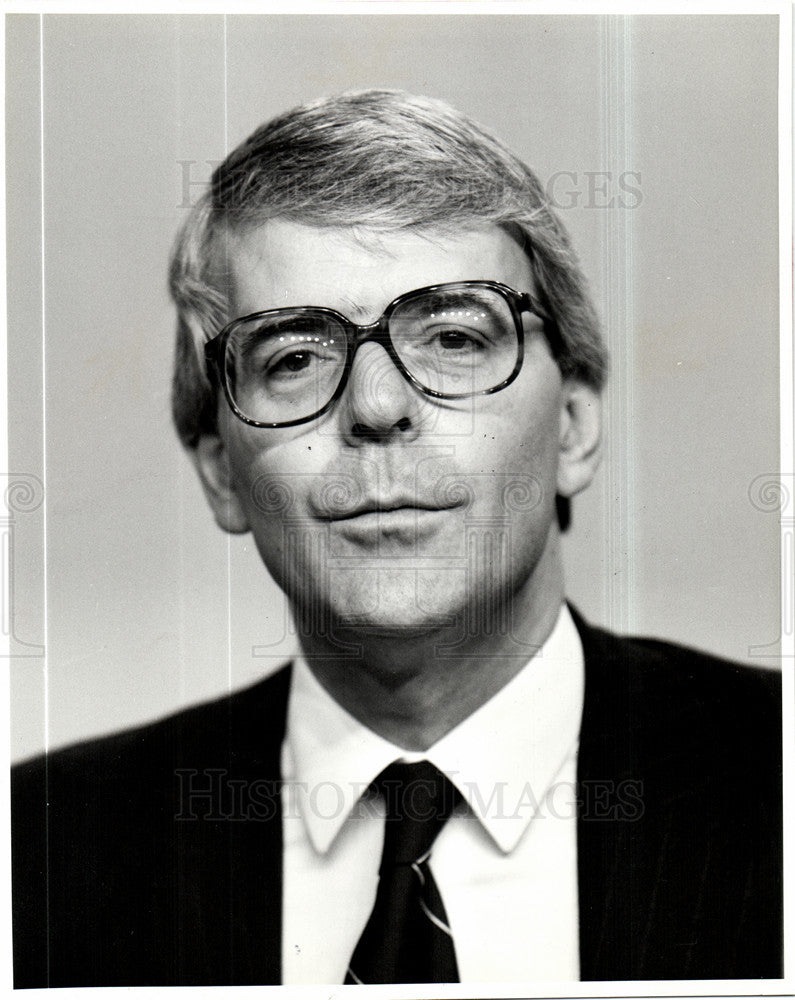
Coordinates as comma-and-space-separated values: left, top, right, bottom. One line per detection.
6, 13, 782, 762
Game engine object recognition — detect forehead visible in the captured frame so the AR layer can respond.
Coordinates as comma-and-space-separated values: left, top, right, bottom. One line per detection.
226, 219, 536, 322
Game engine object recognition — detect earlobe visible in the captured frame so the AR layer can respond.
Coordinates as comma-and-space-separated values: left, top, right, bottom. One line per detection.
556, 381, 602, 499
192, 434, 250, 534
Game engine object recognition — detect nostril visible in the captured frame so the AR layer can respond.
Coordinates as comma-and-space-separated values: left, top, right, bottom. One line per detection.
351, 423, 377, 441
351, 416, 411, 441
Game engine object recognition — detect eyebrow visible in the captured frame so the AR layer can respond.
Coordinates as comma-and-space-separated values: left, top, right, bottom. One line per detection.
231, 315, 335, 365
343, 284, 512, 320
420, 289, 502, 310
405, 290, 510, 329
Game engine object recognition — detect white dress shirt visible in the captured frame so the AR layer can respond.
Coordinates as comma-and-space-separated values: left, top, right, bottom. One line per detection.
281, 603, 585, 984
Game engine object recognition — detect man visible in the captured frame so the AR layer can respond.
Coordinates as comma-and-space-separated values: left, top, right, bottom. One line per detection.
12, 90, 783, 987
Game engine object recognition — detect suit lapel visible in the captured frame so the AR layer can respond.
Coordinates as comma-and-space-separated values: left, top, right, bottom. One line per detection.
226, 665, 291, 984
573, 609, 652, 980
176, 665, 291, 985
573, 610, 710, 980
575, 612, 627, 978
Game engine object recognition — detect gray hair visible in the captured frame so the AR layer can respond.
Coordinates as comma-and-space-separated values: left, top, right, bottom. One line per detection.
169, 89, 606, 449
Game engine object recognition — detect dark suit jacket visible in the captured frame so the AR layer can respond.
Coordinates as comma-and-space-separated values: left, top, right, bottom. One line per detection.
12, 612, 783, 986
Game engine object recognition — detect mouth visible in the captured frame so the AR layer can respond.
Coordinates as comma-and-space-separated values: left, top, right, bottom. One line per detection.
330, 500, 451, 521
324, 498, 460, 546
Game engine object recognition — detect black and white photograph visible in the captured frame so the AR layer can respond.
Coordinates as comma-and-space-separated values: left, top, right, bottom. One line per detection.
4, 5, 792, 992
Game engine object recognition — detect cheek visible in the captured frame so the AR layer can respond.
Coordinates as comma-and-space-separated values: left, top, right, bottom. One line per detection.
452, 378, 563, 507
226, 426, 335, 538
503, 362, 563, 475
509, 398, 562, 482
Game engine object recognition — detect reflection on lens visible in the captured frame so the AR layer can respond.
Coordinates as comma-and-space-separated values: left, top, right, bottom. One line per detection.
390, 288, 518, 396
225, 312, 347, 424
219, 285, 522, 424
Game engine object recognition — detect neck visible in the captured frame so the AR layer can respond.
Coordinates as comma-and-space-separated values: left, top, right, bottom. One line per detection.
295, 533, 565, 751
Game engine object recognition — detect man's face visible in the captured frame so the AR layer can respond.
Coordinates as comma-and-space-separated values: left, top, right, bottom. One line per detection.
197, 220, 599, 639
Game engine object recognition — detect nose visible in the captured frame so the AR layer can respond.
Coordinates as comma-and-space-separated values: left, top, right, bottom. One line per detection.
338, 341, 420, 445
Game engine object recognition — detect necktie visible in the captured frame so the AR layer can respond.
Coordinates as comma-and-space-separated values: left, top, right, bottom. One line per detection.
345, 760, 462, 984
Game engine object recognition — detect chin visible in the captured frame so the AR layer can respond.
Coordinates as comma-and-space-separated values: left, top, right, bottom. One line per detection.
305, 568, 468, 641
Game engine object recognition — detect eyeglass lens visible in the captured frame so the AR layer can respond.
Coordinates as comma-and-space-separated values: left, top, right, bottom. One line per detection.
224, 286, 520, 425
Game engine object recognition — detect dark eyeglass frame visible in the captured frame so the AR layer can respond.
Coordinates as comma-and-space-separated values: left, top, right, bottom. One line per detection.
204, 279, 557, 429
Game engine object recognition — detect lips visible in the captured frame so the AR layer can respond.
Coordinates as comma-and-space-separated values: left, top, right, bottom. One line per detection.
329, 499, 453, 521
307, 460, 468, 523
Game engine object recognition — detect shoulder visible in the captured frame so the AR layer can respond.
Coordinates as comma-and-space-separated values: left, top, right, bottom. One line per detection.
572, 604, 780, 709
571, 610, 783, 979
12, 666, 292, 987
571, 607, 781, 777
12, 663, 292, 817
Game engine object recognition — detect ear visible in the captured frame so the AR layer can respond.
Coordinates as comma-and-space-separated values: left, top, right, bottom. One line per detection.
191, 433, 250, 534
557, 380, 602, 498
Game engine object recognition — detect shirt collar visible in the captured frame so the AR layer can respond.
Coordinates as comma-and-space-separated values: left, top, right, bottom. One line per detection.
284, 603, 584, 855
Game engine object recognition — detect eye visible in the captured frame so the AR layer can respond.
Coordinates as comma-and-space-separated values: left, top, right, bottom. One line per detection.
426, 325, 487, 353
269, 350, 313, 375
436, 328, 482, 351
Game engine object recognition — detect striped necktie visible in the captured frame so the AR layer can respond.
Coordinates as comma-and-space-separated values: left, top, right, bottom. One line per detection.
345, 760, 461, 984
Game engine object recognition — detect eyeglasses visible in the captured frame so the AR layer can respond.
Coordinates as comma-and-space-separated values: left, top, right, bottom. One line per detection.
204, 280, 555, 428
